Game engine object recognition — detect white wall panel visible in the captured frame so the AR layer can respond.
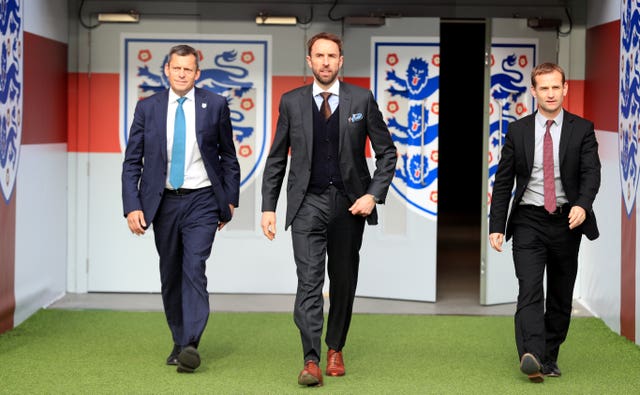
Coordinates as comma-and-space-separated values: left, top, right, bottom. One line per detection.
587, 0, 621, 29
14, 144, 67, 325
24, 0, 68, 42
577, 130, 621, 332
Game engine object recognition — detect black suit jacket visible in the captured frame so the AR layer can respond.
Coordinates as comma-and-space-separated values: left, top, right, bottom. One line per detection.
489, 110, 601, 241
261, 82, 397, 229
122, 88, 240, 224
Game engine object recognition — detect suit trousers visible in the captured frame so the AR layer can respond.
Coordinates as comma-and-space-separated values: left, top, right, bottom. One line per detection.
511, 205, 582, 364
291, 185, 366, 363
152, 187, 219, 347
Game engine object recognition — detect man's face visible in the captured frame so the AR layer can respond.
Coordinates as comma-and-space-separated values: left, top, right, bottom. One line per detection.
306, 38, 343, 90
164, 53, 201, 97
530, 70, 568, 118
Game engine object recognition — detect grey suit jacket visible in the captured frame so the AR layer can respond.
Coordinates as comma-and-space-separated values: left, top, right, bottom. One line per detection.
261, 82, 397, 229
122, 88, 240, 224
489, 110, 601, 241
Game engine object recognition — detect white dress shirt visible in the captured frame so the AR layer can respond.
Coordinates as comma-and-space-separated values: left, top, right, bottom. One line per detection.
521, 110, 568, 207
166, 88, 211, 189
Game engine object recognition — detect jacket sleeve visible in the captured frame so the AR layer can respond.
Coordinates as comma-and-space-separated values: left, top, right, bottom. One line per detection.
121, 100, 146, 217
489, 122, 517, 234
217, 100, 241, 207
261, 95, 291, 212
364, 90, 397, 202
575, 120, 601, 212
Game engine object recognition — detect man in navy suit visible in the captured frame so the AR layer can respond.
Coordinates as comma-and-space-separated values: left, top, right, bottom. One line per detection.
489, 63, 600, 382
261, 32, 397, 387
122, 44, 240, 373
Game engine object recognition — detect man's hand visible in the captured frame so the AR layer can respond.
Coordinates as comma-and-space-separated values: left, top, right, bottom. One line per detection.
127, 210, 147, 235
568, 205, 586, 230
348, 194, 376, 217
489, 232, 504, 252
218, 204, 235, 231
261, 211, 277, 240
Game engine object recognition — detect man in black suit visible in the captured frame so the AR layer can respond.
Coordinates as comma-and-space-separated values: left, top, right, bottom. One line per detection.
261, 32, 397, 387
122, 44, 240, 373
489, 63, 600, 383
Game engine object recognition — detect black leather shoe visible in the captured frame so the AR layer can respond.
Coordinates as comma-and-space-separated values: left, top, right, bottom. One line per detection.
166, 345, 181, 366
177, 346, 201, 373
542, 361, 562, 377
520, 353, 544, 383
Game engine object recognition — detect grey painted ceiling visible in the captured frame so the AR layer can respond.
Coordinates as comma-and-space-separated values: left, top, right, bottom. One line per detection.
89, 0, 581, 20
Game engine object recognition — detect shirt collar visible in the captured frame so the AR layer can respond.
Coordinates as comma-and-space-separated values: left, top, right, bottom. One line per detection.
535, 109, 564, 128
313, 80, 340, 97
169, 87, 196, 103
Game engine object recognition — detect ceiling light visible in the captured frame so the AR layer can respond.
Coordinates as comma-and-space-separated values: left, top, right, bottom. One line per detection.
255, 14, 297, 25
98, 11, 140, 23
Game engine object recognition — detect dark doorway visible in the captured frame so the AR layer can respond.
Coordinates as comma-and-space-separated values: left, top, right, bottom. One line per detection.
437, 19, 486, 304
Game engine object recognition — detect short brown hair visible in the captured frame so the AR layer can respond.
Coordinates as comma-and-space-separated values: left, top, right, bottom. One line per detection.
531, 62, 565, 87
168, 44, 200, 70
307, 32, 343, 56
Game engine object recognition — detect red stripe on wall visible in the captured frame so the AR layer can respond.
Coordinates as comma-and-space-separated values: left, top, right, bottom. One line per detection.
74, 74, 377, 155
621, 202, 636, 342
0, 193, 16, 334
271, 76, 311, 145
585, 20, 620, 132
342, 77, 371, 90
23, 32, 67, 145
68, 72, 120, 153
565, 79, 584, 118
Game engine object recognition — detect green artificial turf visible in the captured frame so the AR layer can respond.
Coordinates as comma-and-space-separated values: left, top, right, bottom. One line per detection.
0, 309, 639, 394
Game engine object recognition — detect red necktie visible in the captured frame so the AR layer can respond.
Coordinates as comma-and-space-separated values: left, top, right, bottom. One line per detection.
320, 92, 332, 120
543, 119, 556, 213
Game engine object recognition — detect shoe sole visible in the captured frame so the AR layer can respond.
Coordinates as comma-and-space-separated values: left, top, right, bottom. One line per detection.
527, 372, 544, 383
298, 373, 322, 386
520, 353, 543, 383
176, 346, 201, 373
177, 363, 195, 373
326, 370, 345, 377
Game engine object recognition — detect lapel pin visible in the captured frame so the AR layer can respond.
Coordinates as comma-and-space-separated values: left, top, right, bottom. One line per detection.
202, 103, 207, 108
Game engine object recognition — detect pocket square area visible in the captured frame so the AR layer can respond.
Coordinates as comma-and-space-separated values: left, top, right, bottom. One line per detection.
349, 113, 363, 122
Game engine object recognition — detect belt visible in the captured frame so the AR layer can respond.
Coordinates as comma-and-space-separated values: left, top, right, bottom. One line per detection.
164, 187, 210, 196
520, 203, 570, 216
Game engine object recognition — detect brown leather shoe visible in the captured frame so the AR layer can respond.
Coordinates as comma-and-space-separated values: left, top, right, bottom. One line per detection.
326, 349, 345, 376
520, 353, 544, 383
298, 360, 323, 387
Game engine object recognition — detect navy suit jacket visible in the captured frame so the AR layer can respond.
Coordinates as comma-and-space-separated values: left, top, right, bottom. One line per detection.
122, 88, 240, 224
261, 82, 397, 229
489, 110, 601, 241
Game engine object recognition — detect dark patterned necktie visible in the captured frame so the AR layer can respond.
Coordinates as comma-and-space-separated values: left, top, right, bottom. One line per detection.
320, 92, 332, 120
543, 119, 556, 213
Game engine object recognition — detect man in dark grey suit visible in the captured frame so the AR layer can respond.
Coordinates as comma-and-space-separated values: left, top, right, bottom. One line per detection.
489, 63, 600, 383
122, 45, 240, 373
261, 32, 396, 387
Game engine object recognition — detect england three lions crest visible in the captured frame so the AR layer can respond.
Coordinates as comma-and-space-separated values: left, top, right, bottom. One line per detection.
373, 39, 439, 219
121, 35, 271, 190
487, 41, 536, 210
620, 0, 640, 216
0, 0, 22, 204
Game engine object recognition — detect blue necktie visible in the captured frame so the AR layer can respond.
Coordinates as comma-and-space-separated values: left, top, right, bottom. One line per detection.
169, 97, 187, 189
